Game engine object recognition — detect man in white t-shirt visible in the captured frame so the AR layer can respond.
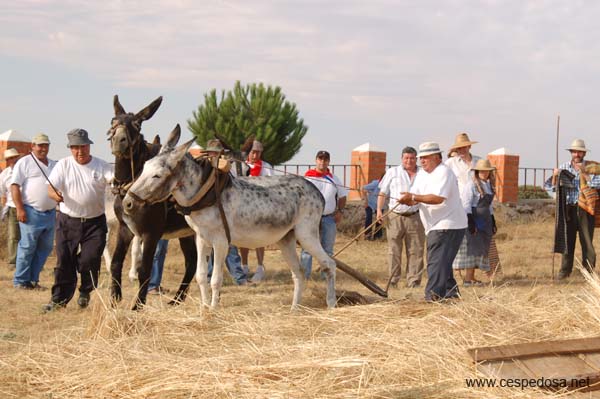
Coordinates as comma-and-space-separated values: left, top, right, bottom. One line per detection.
241, 140, 273, 282
301, 150, 348, 280
43, 128, 114, 312
398, 142, 467, 302
11, 134, 57, 290
0, 148, 22, 268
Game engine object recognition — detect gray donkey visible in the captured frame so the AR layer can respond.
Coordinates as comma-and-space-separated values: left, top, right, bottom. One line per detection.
122, 125, 337, 309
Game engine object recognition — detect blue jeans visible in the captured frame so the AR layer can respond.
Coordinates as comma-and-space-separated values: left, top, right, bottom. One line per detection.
149, 239, 169, 291
208, 245, 248, 285
13, 205, 56, 287
300, 215, 337, 280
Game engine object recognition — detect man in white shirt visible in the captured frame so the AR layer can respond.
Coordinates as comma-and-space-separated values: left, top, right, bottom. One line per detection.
43, 128, 114, 312
0, 148, 22, 268
398, 142, 467, 302
444, 132, 481, 192
11, 134, 57, 289
240, 140, 273, 282
301, 150, 348, 280
377, 146, 425, 288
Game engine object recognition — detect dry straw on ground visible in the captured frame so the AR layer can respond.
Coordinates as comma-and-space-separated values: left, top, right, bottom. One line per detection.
1, 208, 599, 398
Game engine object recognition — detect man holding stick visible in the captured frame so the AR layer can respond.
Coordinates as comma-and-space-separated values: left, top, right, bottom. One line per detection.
398, 142, 467, 302
377, 146, 425, 288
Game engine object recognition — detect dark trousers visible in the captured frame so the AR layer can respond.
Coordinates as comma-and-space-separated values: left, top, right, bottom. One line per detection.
424, 228, 465, 301
51, 212, 107, 305
561, 205, 596, 275
364, 207, 382, 239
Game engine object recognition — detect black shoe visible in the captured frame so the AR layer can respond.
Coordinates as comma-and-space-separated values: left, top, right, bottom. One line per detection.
42, 302, 64, 313
77, 292, 90, 308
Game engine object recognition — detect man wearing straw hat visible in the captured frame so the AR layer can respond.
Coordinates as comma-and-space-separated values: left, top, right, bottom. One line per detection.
544, 138, 600, 279
240, 140, 273, 283
377, 146, 425, 288
42, 128, 113, 312
11, 134, 57, 290
445, 132, 482, 189
0, 148, 22, 268
398, 142, 467, 302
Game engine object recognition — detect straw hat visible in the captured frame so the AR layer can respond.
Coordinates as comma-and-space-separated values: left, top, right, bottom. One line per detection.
417, 142, 442, 157
3, 148, 19, 160
566, 138, 589, 152
472, 159, 496, 171
449, 132, 478, 150
32, 133, 50, 145
205, 139, 224, 152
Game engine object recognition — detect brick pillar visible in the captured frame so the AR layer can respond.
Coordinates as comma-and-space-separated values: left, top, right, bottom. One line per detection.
0, 140, 31, 170
487, 151, 519, 204
350, 143, 386, 201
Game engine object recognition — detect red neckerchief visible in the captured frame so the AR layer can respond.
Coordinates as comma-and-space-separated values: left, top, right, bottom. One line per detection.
305, 168, 333, 178
248, 159, 262, 176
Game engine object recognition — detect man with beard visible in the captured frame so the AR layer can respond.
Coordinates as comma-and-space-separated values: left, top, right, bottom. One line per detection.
545, 139, 600, 279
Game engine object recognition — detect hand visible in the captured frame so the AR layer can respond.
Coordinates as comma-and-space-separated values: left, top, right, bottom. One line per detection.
334, 210, 343, 224
376, 209, 383, 222
16, 207, 27, 223
574, 162, 583, 172
491, 215, 497, 235
467, 214, 477, 235
398, 192, 412, 205
553, 168, 560, 177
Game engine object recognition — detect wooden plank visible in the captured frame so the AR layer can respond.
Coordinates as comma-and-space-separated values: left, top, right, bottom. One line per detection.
468, 337, 600, 363
520, 355, 594, 379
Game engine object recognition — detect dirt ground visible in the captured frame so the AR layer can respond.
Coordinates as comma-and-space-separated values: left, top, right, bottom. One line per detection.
1, 208, 600, 398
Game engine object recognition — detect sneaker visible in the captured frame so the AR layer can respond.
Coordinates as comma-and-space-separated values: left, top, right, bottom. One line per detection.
77, 292, 90, 308
251, 265, 265, 283
242, 264, 249, 275
463, 280, 484, 287
42, 302, 64, 313
148, 286, 170, 295
14, 283, 34, 290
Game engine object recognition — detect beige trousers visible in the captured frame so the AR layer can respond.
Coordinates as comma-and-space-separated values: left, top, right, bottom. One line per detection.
386, 212, 425, 287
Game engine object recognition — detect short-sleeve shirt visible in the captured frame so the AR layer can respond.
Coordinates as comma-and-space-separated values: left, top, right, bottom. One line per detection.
412, 163, 468, 235
48, 156, 114, 218
305, 172, 349, 216
0, 166, 15, 207
378, 166, 420, 213
11, 154, 57, 212
445, 154, 482, 191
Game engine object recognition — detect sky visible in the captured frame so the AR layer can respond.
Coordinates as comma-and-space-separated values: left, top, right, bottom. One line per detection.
1, 0, 600, 168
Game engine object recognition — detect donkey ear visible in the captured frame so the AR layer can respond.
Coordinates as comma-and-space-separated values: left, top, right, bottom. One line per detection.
152, 135, 161, 145
135, 96, 162, 122
171, 139, 195, 163
114, 95, 126, 116
161, 124, 181, 153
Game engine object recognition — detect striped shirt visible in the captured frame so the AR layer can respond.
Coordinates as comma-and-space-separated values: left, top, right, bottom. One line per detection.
544, 161, 600, 205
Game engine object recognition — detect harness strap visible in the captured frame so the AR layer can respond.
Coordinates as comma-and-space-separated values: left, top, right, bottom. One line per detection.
214, 164, 232, 244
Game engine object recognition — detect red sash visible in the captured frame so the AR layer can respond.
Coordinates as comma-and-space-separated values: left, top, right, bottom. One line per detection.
248, 159, 262, 176
305, 168, 333, 179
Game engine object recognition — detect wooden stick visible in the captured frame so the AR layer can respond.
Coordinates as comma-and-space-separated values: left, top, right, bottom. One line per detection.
553, 114, 560, 281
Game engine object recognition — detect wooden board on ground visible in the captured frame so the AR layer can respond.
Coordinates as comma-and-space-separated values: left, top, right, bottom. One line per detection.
468, 337, 600, 392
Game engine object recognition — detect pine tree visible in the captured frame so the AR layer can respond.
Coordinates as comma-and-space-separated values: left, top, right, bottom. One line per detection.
187, 81, 307, 165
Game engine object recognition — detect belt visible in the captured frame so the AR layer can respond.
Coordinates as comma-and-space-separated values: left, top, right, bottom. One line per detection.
322, 213, 335, 218
397, 210, 419, 217
62, 212, 104, 223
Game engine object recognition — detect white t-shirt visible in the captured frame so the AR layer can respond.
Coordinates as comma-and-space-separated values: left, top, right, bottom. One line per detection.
305, 172, 349, 215
378, 165, 420, 213
11, 154, 57, 212
0, 166, 15, 207
49, 156, 114, 218
412, 163, 468, 235
445, 154, 482, 191
247, 160, 273, 176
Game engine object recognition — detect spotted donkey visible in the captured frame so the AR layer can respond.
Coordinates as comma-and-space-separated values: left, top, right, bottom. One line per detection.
122, 125, 337, 309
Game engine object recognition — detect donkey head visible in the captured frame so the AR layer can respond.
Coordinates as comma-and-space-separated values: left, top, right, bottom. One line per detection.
123, 124, 195, 215
107, 95, 162, 157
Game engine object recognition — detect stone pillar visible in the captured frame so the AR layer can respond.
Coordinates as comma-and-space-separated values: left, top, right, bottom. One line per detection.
487, 148, 519, 204
350, 143, 386, 201
0, 130, 31, 170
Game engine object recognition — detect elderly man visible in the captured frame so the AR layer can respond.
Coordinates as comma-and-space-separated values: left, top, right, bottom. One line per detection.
377, 146, 425, 288
43, 129, 114, 311
240, 140, 273, 282
545, 139, 600, 279
301, 150, 348, 280
399, 142, 467, 302
445, 132, 481, 190
0, 148, 22, 268
11, 134, 57, 290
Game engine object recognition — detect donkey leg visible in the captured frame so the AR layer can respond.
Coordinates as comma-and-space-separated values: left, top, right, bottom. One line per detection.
169, 235, 197, 305
296, 226, 337, 309
129, 236, 142, 282
103, 224, 112, 273
110, 222, 134, 304
133, 234, 160, 311
210, 241, 229, 308
276, 231, 305, 310
194, 235, 212, 308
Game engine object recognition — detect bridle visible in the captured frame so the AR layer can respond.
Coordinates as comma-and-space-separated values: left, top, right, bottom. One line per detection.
107, 116, 144, 193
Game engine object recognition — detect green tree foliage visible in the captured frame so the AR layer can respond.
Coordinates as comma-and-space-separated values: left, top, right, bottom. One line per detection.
188, 81, 308, 165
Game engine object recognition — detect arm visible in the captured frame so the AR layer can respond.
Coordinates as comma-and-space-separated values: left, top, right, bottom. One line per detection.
376, 193, 387, 220
334, 196, 347, 223
398, 192, 445, 206
11, 184, 26, 223
47, 185, 63, 203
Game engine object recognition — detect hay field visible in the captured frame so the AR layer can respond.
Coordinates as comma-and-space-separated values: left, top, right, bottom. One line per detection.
1, 207, 600, 398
